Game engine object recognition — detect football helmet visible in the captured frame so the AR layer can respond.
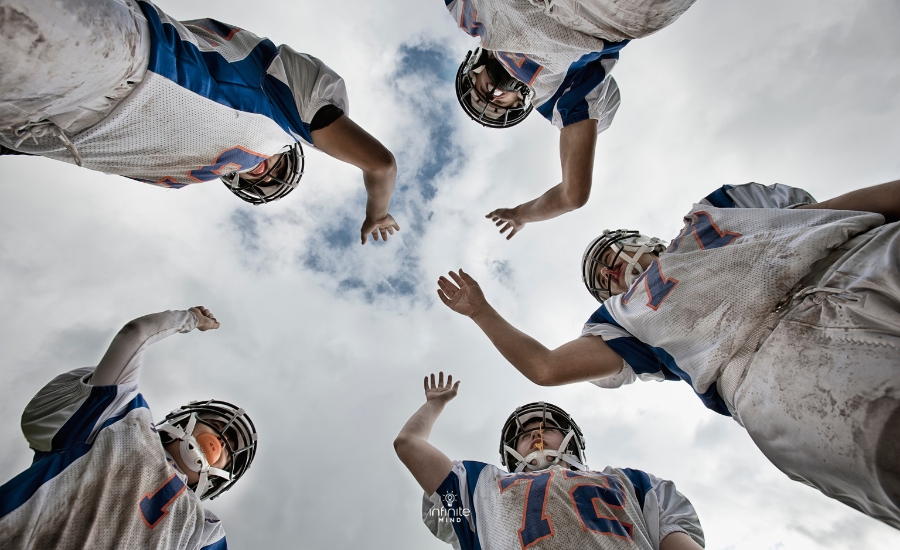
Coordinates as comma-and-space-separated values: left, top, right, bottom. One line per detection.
455, 48, 533, 129
220, 143, 304, 205
500, 402, 587, 473
582, 229, 667, 303
156, 399, 258, 501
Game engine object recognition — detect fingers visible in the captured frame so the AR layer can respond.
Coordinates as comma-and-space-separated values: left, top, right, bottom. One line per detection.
506, 227, 518, 240
437, 289, 452, 306
448, 270, 466, 288
360, 229, 368, 245
458, 269, 477, 285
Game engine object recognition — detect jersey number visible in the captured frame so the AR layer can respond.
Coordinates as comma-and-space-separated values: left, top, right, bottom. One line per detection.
139, 473, 186, 529
498, 470, 633, 549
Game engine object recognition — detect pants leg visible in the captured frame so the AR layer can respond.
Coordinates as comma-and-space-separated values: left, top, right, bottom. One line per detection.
735, 222, 900, 529
0, 0, 148, 134
545, 0, 699, 41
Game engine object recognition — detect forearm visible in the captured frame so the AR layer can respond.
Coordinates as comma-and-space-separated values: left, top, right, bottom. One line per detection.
512, 182, 586, 224
363, 161, 397, 220
798, 179, 900, 222
394, 400, 454, 494
469, 304, 558, 385
92, 310, 197, 386
660, 531, 704, 550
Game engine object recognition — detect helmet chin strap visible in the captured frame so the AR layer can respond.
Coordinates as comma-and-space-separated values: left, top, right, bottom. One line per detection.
504, 431, 587, 473
157, 413, 231, 498
617, 243, 654, 287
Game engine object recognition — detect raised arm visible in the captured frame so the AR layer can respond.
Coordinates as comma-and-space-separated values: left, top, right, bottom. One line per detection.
91, 307, 219, 387
797, 178, 900, 222
393, 373, 460, 495
437, 270, 622, 385
486, 118, 598, 239
310, 115, 400, 244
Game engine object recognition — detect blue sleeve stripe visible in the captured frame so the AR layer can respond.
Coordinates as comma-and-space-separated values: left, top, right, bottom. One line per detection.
137, 2, 308, 143
702, 185, 736, 208
202, 536, 228, 550
620, 468, 652, 510
435, 463, 486, 550
536, 41, 627, 124
0, 395, 151, 519
0, 445, 91, 519
587, 304, 621, 326
587, 305, 731, 416
50, 386, 119, 450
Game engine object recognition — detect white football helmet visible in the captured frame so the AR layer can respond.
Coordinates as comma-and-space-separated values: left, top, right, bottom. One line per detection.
156, 399, 258, 500
220, 143, 304, 205
455, 48, 533, 129
582, 229, 667, 303
500, 402, 587, 473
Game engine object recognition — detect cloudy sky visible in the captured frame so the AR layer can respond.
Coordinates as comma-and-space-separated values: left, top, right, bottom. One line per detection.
1, 0, 899, 548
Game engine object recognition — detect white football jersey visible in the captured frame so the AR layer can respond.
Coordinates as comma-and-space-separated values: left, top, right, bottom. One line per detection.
445, 0, 624, 130
423, 462, 704, 550
5, 0, 348, 188
582, 185, 883, 415
0, 368, 226, 550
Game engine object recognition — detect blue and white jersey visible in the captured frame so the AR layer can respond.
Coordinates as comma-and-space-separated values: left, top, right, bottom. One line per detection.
445, 0, 625, 130
0, 317, 226, 549
422, 462, 704, 550
11, 0, 348, 188
581, 184, 882, 415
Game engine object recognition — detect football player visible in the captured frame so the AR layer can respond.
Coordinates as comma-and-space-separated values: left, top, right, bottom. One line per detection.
442, 0, 698, 238
0, 306, 257, 549
394, 372, 705, 549
0, 0, 399, 244
437, 180, 900, 529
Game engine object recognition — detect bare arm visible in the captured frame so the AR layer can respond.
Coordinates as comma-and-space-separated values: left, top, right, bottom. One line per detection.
437, 270, 623, 385
486, 118, 598, 239
797, 178, 900, 223
310, 115, 401, 244
92, 307, 219, 387
394, 373, 459, 495
660, 532, 704, 550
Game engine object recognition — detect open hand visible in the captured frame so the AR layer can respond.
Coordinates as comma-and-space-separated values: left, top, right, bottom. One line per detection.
486, 208, 525, 240
424, 372, 460, 405
189, 306, 220, 331
437, 269, 487, 318
361, 213, 400, 244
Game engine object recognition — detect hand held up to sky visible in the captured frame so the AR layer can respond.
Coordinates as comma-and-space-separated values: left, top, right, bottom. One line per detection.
424, 372, 460, 406
486, 207, 526, 240
361, 213, 400, 245
437, 269, 487, 318
189, 306, 220, 331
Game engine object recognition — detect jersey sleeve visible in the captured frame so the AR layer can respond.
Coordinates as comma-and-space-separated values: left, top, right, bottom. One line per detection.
581, 305, 674, 388
20, 310, 196, 453
618, 468, 705, 549
538, 60, 622, 131
267, 45, 349, 144
423, 460, 493, 550
700, 182, 817, 209
198, 509, 228, 550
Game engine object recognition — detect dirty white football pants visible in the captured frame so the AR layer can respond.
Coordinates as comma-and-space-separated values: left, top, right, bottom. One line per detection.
531, 0, 699, 42
0, 0, 149, 139
735, 221, 900, 529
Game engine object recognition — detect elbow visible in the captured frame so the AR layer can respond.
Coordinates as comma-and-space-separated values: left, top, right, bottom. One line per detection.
561, 184, 591, 211
393, 435, 410, 458
366, 148, 397, 180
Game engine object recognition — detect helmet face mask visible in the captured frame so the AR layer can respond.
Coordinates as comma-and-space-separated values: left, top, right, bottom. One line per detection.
500, 402, 587, 473
455, 48, 534, 129
582, 229, 668, 303
156, 399, 258, 501
220, 143, 304, 205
